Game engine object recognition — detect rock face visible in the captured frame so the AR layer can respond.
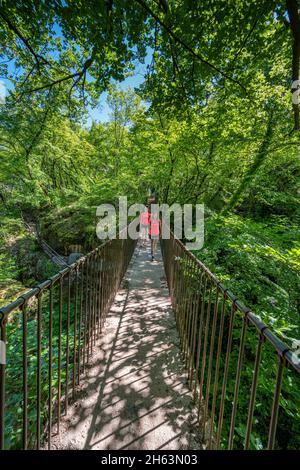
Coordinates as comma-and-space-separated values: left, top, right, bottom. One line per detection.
67, 252, 84, 265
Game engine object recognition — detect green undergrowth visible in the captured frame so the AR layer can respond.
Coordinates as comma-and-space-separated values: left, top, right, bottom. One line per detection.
193, 211, 300, 449
0, 208, 58, 307
196, 211, 300, 344
5, 291, 80, 449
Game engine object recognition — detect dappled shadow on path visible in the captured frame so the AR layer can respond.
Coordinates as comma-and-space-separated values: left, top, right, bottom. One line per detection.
51, 243, 202, 450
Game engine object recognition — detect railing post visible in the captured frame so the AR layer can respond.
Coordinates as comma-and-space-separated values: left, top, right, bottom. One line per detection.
36, 291, 42, 450
0, 312, 6, 450
22, 302, 28, 450
48, 284, 53, 450
0, 230, 137, 450
244, 332, 265, 449
267, 355, 286, 450
57, 277, 63, 433
159, 229, 300, 450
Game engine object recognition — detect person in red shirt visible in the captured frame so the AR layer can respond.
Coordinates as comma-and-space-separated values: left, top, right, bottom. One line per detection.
140, 207, 150, 246
149, 212, 160, 261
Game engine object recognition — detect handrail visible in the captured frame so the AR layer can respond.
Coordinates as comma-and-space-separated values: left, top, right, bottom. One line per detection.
1, 223, 299, 450
167, 235, 300, 374
160, 231, 300, 450
0, 233, 136, 449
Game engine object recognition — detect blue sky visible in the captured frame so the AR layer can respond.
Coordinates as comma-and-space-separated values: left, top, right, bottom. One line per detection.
86, 49, 152, 124
1, 43, 153, 125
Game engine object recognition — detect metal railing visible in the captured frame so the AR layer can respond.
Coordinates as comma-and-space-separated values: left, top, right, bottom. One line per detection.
161, 231, 300, 450
0, 234, 136, 449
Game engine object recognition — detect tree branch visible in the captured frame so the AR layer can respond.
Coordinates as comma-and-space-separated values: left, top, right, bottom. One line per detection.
0, 9, 50, 71
26, 55, 94, 94
135, 0, 247, 93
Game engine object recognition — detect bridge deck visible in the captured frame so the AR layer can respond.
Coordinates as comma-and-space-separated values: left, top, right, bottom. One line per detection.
51, 241, 202, 450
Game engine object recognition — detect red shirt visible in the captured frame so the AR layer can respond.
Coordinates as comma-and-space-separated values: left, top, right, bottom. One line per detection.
140, 212, 150, 225
150, 218, 160, 236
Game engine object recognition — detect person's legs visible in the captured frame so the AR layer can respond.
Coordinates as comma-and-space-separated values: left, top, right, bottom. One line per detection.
139, 226, 144, 245
153, 239, 158, 257
144, 225, 149, 244
151, 238, 158, 260
141, 225, 145, 245
140, 225, 148, 246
